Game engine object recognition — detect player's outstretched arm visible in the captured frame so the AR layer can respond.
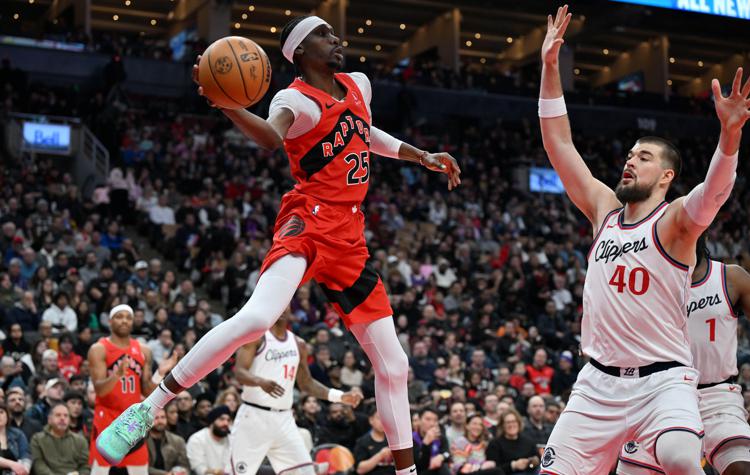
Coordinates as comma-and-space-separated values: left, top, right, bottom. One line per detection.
726, 264, 750, 316
370, 127, 461, 190
192, 55, 293, 151
663, 68, 750, 241
539, 5, 619, 226
295, 337, 363, 407
234, 339, 285, 398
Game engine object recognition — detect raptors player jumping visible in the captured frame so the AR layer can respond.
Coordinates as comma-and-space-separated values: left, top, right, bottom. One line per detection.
539, 6, 750, 475
96, 15, 460, 475
618, 236, 750, 475
232, 312, 362, 475
88, 305, 177, 475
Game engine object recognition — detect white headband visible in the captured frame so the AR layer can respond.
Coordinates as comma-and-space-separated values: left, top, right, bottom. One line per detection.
282, 16, 329, 63
109, 304, 134, 320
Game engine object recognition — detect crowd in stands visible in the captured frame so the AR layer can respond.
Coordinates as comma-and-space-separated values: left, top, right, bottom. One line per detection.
2, 43, 750, 475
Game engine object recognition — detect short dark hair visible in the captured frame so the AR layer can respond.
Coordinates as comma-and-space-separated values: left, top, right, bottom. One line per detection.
280, 15, 311, 73
637, 136, 682, 181
696, 231, 711, 267
419, 406, 438, 418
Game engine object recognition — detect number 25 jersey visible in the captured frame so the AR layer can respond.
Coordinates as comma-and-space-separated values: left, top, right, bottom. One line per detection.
282, 73, 372, 204
582, 202, 693, 368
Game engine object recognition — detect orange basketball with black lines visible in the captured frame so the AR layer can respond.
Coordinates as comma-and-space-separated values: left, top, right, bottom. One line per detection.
198, 36, 271, 109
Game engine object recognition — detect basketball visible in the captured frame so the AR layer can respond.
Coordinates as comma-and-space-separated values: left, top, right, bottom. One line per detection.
198, 36, 271, 109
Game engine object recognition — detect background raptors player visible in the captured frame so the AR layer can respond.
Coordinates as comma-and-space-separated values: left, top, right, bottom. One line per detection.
539, 5, 749, 475
231, 313, 363, 475
88, 304, 177, 474
97, 14, 460, 475
618, 235, 750, 475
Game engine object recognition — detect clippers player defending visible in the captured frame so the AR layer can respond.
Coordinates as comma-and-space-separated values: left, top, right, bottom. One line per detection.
88, 305, 177, 474
232, 313, 363, 475
97, 15, 461, 475
618, 238, 750, 475
539, 6, 750, 475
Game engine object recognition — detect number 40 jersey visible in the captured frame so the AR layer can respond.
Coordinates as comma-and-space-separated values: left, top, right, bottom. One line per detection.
582, 202, 694, 369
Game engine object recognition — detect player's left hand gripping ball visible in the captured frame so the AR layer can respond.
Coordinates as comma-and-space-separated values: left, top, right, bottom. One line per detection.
423, 152, 462, 190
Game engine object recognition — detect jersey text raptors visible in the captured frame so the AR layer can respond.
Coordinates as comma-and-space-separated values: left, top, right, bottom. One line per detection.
583, 202, 693, 367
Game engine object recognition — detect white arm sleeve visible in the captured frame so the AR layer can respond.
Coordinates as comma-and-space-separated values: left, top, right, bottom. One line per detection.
370, 126, 403, 159
683, 146, 738, 226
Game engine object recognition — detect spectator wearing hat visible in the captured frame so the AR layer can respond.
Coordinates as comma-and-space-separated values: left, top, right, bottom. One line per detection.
6, 387, 42, 442
129, 260, 155, 292
64, 390, 92, 439
551, 350, 577, 396
186, 405, 231, 475
58, 334, 83, 380
26, 377, 66, 427
147, 407, 190, 475
41, 291, 77, 334
30, 402, 90, 475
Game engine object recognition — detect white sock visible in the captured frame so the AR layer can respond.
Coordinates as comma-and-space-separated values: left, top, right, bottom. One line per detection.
395, 465, 416, 475
144, 383, 175, 416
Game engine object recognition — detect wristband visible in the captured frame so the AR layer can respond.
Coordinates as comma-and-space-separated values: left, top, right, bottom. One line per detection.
328, 388, 343, 403
151, 371, 164, 385
418, 151, 428, 166
538, 96, 567, 118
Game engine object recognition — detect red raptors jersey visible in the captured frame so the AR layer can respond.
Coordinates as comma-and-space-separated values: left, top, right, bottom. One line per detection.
95, 337, 145, 412
283, 73, 372, 204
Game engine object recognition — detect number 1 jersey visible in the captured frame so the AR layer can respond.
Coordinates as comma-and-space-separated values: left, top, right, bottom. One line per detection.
582, 202, 693, 368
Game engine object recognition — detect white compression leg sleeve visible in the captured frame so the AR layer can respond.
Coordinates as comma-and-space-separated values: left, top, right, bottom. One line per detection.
169, 254, 307, 388
683, 146, 738, 226
350, 317, 412, 450
655, 430, 703, 475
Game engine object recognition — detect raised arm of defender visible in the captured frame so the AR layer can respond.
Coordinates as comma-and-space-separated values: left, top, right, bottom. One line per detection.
657, 69, 749, 263
539, 5, 620, 227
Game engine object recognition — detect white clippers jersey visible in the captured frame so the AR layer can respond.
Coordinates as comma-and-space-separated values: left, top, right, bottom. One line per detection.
687, 259, 738, 384
242, 330, 299, 410
582, 202, 693, 368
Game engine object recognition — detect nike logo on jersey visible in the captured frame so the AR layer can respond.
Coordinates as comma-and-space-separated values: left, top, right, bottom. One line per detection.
684, 375, 694, 381
729, 385, 739, 391
606, 223, 617, 229
325, 102, 335, 109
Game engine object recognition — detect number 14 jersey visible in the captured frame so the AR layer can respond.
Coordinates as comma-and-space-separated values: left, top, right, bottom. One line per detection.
582, 201, 693, 368
242, 330, 299, 410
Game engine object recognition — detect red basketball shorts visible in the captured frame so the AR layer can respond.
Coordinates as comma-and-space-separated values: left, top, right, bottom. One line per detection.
261, 191, 393, 327
90, 406, 148, 466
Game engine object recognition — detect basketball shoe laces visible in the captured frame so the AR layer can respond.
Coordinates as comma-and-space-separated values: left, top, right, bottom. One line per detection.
115, 404, 153, 446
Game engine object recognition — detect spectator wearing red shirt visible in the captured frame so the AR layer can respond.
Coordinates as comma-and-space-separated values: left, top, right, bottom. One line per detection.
57, 333, 82, 380
525, 348, 554, 395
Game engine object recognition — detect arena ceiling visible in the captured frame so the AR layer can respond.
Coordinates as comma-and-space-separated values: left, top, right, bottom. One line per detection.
3, 0, 750, 91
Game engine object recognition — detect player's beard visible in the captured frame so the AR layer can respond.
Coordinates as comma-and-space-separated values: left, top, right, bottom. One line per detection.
326, 58, 343, 71
614, 178, 652, 204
